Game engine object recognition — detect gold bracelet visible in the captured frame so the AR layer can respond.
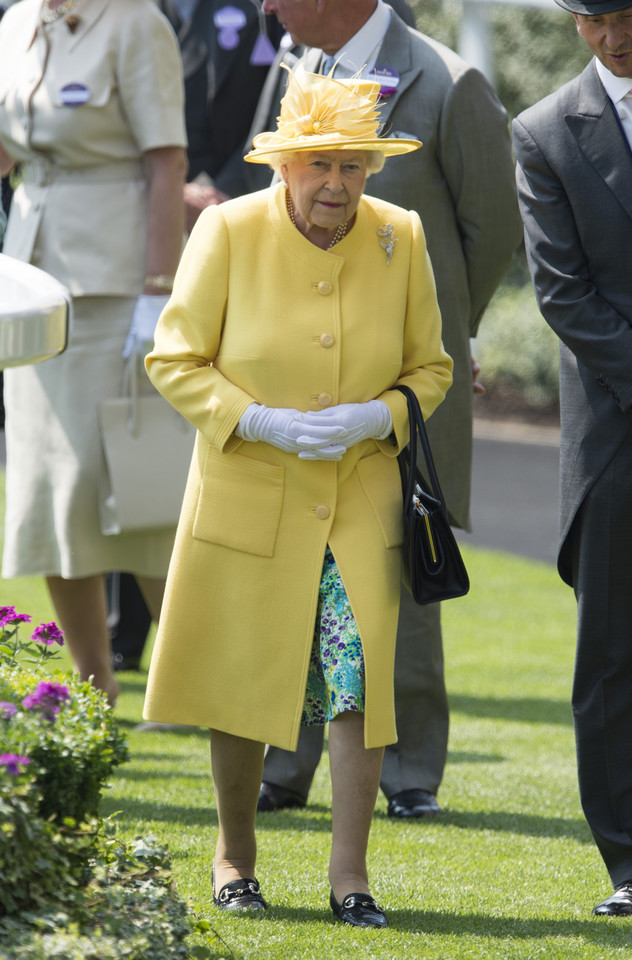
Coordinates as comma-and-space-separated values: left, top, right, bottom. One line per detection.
144, 274, 174, 291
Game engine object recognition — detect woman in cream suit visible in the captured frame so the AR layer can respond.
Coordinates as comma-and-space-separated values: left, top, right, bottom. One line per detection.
144, 67, 452, 925
0, 0, 187, 704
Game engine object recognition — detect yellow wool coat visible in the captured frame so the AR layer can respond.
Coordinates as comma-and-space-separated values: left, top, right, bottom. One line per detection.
144, 183, 452, 750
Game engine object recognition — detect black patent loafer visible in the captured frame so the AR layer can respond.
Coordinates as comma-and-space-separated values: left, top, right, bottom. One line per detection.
330, 890, 388, 928
593, 882, 632, 916
213, 874, 267, 912
257, 781, 306, 812
387, 788, 444, 818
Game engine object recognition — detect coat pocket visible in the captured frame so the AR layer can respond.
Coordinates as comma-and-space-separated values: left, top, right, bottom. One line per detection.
192, 447, 284, 557
356, 450, 404, 549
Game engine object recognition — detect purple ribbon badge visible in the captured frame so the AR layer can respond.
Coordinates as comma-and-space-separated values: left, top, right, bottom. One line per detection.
214, 5, 247, 51
369, 66, 400, 100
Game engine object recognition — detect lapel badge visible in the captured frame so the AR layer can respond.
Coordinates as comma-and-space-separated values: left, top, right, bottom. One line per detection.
65, 15, 80, 33
368, 66, 400, 100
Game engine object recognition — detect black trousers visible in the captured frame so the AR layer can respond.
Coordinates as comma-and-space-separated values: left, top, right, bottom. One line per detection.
570, 426, 632, 886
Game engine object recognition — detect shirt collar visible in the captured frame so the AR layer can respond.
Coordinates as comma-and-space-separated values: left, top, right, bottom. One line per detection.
595, 57, 632, 104
325, 0, 391, 77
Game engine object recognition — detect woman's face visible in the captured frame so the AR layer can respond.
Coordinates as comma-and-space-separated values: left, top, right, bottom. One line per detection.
281, 150, 368, 243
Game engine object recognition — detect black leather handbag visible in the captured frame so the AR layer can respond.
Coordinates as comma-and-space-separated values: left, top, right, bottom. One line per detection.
395, 385, 470, 605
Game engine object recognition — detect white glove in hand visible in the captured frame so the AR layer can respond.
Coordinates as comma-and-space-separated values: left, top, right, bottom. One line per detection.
235, 403, 346, 457
299, 400, 392, 458
122, 294, 169, 360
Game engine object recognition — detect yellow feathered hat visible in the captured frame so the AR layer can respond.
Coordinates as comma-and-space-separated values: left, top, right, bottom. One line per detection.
244, 64, 421, 164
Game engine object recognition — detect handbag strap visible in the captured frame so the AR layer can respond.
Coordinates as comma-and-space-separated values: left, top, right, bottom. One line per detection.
122, 346, 141, 438
394, 384, 447, 509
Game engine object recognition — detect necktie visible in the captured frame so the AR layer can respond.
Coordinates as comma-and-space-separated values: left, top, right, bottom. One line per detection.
173, 0, 196, 23
321, 55, 335, 77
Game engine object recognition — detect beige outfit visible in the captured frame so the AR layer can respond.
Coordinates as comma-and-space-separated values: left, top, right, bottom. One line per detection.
0, 0, 187, 578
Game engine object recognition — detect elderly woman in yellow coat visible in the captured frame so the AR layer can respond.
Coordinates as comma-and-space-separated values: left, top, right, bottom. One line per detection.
144, 67, 452, 927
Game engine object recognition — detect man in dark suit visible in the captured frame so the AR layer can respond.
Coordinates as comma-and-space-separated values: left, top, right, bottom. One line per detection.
158, 0, 285, 229
109, 0, 285, 671
513, 0, 632, 917
255, 0, 521, 818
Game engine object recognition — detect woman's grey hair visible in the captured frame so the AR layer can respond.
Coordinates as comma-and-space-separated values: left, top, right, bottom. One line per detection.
268, 149, 386, 179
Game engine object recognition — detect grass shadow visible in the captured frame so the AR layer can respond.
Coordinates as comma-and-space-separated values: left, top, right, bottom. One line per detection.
383, 908, 632, 945
450, 694, 573, 726
372, 807, 591, 842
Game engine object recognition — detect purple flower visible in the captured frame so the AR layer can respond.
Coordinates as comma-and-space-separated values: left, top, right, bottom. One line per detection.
0, 753, 31, 775
0, 606, 32, 627
30, 621, 64, 647
0, 702, 17, 719
22, 681, 70, 720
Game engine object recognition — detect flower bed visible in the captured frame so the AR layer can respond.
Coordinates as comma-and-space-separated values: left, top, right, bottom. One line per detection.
0, 607, 221, 960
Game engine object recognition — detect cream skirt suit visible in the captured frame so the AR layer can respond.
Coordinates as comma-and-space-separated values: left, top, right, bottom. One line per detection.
143, 184, 453, 750
0, 0, 186, 579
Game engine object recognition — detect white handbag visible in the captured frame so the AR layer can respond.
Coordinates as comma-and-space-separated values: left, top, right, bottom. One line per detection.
97, 350, 195, 535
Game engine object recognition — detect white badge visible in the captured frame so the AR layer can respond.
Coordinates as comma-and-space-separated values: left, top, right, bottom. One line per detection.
58, 82, 90, 107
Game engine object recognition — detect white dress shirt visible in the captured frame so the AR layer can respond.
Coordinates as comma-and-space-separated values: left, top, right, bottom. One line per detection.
322, 0, 391, 78
596, 58, 632, 152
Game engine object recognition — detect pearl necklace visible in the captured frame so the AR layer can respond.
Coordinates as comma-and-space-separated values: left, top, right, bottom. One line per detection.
286, 193, 348, 250
40, 0, 79, 23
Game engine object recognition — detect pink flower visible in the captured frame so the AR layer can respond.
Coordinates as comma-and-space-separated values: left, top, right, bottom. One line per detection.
22, 681, 70, 720
0, 606, 32, 627
0, 753, 31, 775
30, 621, 64, 647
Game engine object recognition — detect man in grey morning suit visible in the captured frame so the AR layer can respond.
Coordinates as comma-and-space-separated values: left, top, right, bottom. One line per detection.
256, 0, 522, 818
513, 0, 632, 917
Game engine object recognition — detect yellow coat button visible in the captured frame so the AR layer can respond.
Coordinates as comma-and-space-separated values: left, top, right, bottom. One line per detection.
317, 392, 332, 407
315, 505, 330, 520
320, 333, 335, 348
317, 280, 333, 295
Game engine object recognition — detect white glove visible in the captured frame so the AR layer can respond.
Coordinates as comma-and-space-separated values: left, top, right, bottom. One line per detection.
122, 294, 169, 360
298, 400, 392, 458
235, 403, 347, 457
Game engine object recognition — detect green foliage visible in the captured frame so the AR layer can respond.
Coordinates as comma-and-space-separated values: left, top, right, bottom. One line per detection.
0, 613, 218, 960
410, 0, 591, 120
0, 832, 218, 960
0, 790, 94, 919
476, 281, 560, 408
490, 7, 590, 120
0, 663, 128, 823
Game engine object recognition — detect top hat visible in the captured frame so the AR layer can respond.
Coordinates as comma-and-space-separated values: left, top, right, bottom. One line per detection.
244, 64, 421, 164
555, 0, 632, 13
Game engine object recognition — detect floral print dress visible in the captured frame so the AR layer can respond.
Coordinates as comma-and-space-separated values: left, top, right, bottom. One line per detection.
302, 546, 365, 724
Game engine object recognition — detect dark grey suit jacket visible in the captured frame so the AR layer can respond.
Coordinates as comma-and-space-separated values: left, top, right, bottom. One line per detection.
243, 12, 521, 528
513, 61, 632, 584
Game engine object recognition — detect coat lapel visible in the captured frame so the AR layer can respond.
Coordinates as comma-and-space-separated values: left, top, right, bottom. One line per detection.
566, 61, 632, 223
373, 15, 422, 132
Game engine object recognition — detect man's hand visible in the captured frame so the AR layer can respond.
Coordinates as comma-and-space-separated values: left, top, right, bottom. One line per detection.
184, 181, 231, 233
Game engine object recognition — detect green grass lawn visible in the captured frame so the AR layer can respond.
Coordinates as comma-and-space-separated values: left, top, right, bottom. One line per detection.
2, 463, 630, 959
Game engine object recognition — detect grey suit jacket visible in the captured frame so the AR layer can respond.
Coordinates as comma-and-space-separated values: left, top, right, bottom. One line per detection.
241, 13, 520, 528
513, 60, 632, 584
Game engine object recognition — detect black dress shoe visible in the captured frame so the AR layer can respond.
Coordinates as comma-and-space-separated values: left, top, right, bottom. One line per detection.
330, 890, 388, 928
212, 873, 267, 912
387, 788, 444, 818
593, 881, 632, 916
111, 651, 141, 672
257, 781, 306, 812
